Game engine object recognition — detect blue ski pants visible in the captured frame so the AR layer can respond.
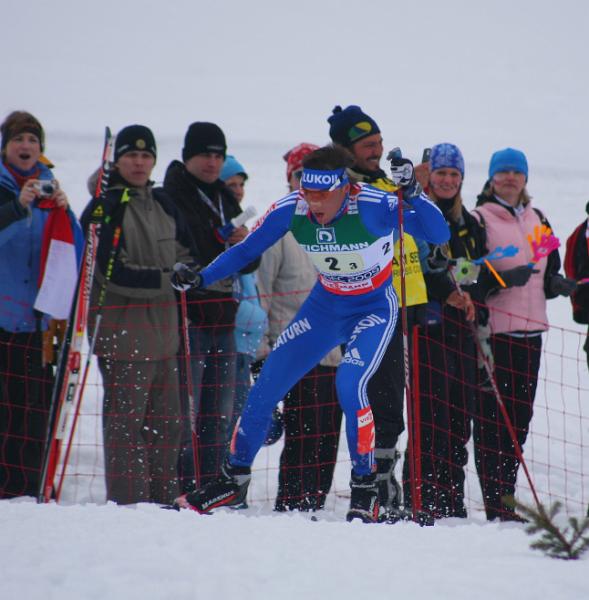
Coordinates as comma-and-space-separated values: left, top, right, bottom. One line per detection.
230, 282, 398, 476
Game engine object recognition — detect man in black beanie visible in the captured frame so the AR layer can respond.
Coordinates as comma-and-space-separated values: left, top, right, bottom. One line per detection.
80, 124, 200, 505
113, 124, 157, 165
328, 105, 430, 521
163, 122, 259, 492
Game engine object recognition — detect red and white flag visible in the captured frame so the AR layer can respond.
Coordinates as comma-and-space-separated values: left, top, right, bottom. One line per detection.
34, 205, 78, 319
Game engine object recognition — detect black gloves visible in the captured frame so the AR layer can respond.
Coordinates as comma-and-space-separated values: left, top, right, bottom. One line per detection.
171, 262, 202, 291
496, 266, 577, 297
549, 274, 578, 297
499, 265, 536, 288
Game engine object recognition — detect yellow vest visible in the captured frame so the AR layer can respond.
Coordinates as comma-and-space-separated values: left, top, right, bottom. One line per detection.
392, 236, 428, 305
361, 174, 428, 306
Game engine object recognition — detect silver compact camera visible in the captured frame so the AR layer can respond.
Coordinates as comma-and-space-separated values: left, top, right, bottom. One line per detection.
35, 180, 57, 197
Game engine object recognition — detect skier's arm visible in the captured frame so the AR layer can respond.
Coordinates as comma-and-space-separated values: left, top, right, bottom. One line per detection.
399, 191, 450, 245
360, 187, 448, 245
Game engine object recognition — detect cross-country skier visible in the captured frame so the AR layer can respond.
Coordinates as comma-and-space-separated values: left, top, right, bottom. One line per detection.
171, 144, 450, 522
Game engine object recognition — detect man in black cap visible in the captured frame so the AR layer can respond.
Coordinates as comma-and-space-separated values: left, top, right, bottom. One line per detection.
163, 122, 259, 491
328, 105, 430, 520
80, 124, 200, 505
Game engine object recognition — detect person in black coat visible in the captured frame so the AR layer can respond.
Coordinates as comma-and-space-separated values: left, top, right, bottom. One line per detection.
163, 122, 259, 489
565, 201, 589, 370
403, 143, 491, 519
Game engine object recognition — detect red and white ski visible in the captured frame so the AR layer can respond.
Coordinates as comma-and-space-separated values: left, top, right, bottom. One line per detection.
37, 127, 113, 503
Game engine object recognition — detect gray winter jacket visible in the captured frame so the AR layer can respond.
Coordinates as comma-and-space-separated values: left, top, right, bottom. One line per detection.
81, 183, 198, 361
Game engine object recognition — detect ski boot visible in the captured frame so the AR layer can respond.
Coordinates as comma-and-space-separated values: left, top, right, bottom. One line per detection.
174, 458, 251, 514
346, 472, 379, 523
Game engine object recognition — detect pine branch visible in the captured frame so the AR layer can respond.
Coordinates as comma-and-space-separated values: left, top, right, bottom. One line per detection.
509, 498, 589, 560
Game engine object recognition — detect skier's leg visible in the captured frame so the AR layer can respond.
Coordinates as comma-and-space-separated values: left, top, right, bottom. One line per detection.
337, 287, 398, 522
338, 287, 398, 477
231, 302, 342, 468
177, 291, 344, 512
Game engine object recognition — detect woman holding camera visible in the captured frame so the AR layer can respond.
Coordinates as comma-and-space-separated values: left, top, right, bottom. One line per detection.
0, 110, 83, 498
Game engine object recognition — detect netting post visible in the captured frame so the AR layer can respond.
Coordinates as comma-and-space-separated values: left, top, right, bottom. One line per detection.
410, 323, 422, 514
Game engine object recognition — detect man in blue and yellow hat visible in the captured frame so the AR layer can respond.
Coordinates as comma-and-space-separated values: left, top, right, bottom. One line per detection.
328, 105, 430, 519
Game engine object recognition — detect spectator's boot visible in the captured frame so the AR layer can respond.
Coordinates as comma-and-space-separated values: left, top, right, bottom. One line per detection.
346, 472, 379, 523
174, 458, 251, 514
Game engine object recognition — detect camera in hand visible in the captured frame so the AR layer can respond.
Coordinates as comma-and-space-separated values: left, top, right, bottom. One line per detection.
35, 181, 57, 197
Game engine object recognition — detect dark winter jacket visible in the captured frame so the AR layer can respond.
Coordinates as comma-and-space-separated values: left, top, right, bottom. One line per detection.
80, 182, 199, 361
424, 203, 490, 328
163, 160, 260, 327
564, 215, 589, 324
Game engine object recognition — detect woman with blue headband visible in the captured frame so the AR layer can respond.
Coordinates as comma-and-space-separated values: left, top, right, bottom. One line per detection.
472, 148, 576, 522
170, 144, 449, 522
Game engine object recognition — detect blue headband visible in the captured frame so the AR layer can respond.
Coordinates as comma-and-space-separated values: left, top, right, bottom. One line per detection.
300, 168, 349, 191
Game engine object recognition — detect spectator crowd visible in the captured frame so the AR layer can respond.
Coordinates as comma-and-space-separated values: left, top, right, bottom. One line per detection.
0, 106, 584, 524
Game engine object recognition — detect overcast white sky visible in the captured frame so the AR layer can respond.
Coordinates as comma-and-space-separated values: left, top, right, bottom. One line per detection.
3, 0, 588, 173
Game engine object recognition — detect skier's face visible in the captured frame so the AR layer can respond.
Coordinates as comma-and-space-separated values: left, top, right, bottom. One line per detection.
116, 151, 155, 187
303, 184, 349, 225
351, 134, 383, 173
4, 133, 42, 171
429, 168, 462, 201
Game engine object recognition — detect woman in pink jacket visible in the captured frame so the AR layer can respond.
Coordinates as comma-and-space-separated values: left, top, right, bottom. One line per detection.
472, 148, 576, 521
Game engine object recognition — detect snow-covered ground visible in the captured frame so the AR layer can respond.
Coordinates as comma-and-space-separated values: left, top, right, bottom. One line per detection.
2, 0, 589, 598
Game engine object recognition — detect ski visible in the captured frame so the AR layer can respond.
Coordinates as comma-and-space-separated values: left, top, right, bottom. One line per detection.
54, 187, 132, 500
37, 127, 113, 503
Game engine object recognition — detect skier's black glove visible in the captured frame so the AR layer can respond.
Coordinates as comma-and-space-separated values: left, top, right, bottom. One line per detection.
499, 265, 537, 288
171, 262, 202, 291
549, 274, 577, 297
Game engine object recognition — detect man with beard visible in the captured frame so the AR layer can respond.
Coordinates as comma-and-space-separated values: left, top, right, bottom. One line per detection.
327, 105, 429, 518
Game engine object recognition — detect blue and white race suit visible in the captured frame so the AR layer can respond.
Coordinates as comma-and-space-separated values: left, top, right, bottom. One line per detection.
200, 184, 449, 476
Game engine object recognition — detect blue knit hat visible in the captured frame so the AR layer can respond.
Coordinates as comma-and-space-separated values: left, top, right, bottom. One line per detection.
327, 105, 381, 147
220, 155, 248, 182
430, 143, 465, 177
489, 147, 528, 179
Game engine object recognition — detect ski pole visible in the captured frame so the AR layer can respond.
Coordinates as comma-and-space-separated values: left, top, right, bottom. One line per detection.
179, 290, 200, 488
387, 148, 421, 518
